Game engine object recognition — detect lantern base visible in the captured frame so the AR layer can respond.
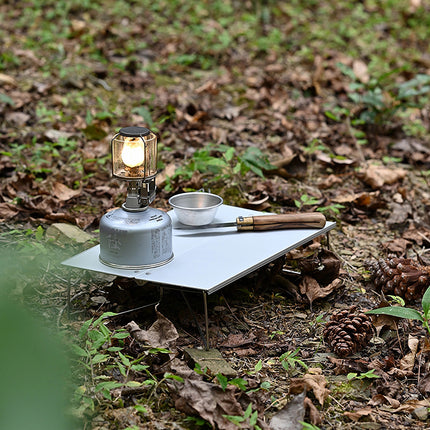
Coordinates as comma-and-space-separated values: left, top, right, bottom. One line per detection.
99, 206, 173, 269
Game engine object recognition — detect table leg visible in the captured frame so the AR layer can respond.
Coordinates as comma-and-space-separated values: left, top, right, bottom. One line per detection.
203, 291, 209, 350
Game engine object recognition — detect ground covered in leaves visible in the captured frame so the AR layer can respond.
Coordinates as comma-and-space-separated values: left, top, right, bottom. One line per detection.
1, 1, 430, 429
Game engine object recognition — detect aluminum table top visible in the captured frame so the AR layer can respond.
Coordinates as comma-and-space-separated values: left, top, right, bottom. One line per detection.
63, 204, 336, 295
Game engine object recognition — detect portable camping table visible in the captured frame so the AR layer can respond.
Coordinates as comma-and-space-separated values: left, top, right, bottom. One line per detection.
63, 204, 336, 348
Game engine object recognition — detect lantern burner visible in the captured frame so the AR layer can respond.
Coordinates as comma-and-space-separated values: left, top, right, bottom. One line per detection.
99, 126, 173, 269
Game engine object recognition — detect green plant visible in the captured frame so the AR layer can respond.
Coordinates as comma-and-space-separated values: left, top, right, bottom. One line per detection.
300, 422, 321, 430
316, 203, 345, 217
335, 64, 430, 127
71, 313, 174, 416
366, 285, 430, 336
279, 348, 308, 374
346, 369, 380, 381
165, 144, 275, 192
223, 403, 262, 430
294, 194, 320, 210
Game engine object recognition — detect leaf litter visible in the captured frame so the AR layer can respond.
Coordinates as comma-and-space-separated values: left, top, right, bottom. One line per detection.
1, 0, 430, 429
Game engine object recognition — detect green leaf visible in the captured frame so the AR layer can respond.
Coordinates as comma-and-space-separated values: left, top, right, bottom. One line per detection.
422, 286, 430, 318
243, 403, 253, 419
254, 359, 263, 373
92, 354, 109, 364
217, 373, 228, 391
78, 318, 93, 340
71, 344, 89, 358
164, 372, 184, 383
95, 381, 123, 392
260, 381, 271, 390
366, 306, 424, 321
112, 331, 130, 339
134, 404, 148, 415
223, 414, 244, 425
131, 364, 149, 372
125, 381, 142, 387
230, 377, 248, 391
0, 92, 14, 105
224, 147, 235, 162
119, 351, 130, 367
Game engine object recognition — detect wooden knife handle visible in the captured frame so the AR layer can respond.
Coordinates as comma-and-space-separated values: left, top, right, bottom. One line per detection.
236, 213, 326, 231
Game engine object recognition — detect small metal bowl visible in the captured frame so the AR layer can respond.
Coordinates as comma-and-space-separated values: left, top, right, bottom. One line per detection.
169, 192, 223, 226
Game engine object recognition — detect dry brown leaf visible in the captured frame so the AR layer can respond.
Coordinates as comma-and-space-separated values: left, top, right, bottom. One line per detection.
352, 60, 369, 83
173, 379, 249, 430
360, 164, 407, 190
303, 396, 322, 426
220, 332, 256, 348
392, 399, 430, 413
0, 72, 17, 86
126, 311, 178, 350
344, 407, 373, 422
51, 182, 81, 201
289, 368, 330, 406
299, 275, 342, 307
0, 202, 19, 221
382, 238, 411, 254
369, 394, 401, 409
418, 372, 430, 396
399, 335, 419, 371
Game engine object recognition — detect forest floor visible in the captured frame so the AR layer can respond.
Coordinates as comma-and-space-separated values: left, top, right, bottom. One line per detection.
1, 1, 430, 429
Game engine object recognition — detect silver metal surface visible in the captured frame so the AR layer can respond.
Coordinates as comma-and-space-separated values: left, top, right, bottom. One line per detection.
99, 206, 173, 269
64, 204, 336, 294
168, 192, 223, 226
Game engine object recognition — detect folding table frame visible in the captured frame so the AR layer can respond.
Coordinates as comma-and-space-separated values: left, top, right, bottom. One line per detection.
63, 205, 336, 348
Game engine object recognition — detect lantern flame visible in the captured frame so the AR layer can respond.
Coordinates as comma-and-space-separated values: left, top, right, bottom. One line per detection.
121, 137, 145, 168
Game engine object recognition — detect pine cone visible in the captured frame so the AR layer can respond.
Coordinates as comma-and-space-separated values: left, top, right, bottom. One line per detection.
367, 258, 430, 303
323, 307, 373, 357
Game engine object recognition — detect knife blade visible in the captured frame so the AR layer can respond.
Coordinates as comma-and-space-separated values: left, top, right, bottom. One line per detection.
174, 212, 326, 231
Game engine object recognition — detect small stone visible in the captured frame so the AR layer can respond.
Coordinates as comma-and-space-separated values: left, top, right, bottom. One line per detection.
183, 348, 236, 378
412, 406, 428, 421
46, 223, 95, 244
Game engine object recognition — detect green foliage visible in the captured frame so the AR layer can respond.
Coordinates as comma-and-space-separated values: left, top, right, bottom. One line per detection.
72, 313, 174, 416
331, 64, 430, 130
347, 369, 380, 381
223, 403, 262, 430
366, 285, 430, 335
165, 144, 275, 192
300, 423, 321, 430
294, 194, 320, 209
279, 348, 308, 374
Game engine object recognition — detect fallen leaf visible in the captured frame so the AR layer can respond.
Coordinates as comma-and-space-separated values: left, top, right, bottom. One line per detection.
386, 202, 412, 226
392, 399, 430, 413
344, 407, 373, 422
369, 394, 400, 409
289, 368, 330, 406
126, 311, 178, 350
298, 249, 341, 285
303, 396, 322, 426
173, 379, 248, 430
220, 332, 256, 348
359, 164, 407, 190
353, 60, 369, 83
399, 335, 419, 371
51, 182, 81, 201
0, 202, 19, 221
418, 372, 430, 396
299, 275, 342, 307
269, 392, 306, 430
0, 72, 17, 86
381, 238, 411, 254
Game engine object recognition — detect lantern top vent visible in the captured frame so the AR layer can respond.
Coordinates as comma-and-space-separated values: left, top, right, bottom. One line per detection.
118, 126, 151, 137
